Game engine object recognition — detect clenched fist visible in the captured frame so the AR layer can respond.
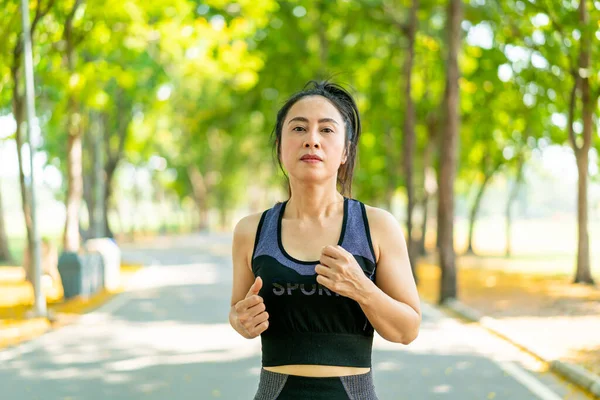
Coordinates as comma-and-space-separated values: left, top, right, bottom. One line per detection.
234, 276, 270, 338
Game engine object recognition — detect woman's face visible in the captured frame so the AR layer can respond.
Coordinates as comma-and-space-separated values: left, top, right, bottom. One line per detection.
279, 95, 348, 187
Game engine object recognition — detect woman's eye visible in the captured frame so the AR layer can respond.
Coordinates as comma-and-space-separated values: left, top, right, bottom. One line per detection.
291, 126, 333, 133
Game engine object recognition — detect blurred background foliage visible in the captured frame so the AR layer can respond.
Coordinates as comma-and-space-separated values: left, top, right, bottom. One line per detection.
0, 0, 599, 282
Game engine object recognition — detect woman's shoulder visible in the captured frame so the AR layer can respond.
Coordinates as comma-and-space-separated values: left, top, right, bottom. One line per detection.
233, 211, 265, 243
232, 201, 281, 247
359, 202, 404, 261
359, 201, 398, 227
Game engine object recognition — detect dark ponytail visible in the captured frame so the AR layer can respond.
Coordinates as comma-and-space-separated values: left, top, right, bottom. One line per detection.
270, 80, 362, 198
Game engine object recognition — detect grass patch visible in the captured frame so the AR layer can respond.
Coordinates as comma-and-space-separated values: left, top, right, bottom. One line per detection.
0, 237, 26, 266
417, 260, 599, 313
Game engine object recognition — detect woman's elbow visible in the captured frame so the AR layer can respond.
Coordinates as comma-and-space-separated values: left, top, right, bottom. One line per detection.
387, 314, 421, 345
404, 313, 422, 344
400, 327, 420, 345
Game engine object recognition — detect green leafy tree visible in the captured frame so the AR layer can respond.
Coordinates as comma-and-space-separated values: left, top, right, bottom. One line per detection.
497, 0, 599, 283
2, 0, 54, 262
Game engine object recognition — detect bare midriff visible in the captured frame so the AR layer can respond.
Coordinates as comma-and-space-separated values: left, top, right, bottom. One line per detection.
263, 365, 370, 377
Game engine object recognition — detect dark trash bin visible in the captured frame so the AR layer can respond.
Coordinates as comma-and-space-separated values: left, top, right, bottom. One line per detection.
57, 251, 105, 299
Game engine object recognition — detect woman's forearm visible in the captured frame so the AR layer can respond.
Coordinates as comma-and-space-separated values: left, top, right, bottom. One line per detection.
356, 278, 421, 344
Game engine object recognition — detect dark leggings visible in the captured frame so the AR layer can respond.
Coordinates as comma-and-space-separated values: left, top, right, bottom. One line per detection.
253, 368, 379, 400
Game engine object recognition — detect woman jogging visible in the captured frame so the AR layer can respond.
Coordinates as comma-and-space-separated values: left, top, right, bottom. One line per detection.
229, 80, 421, 399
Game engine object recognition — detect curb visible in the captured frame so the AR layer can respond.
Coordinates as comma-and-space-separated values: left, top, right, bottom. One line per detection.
0, 263, 147, 351
0, 318, 51, 349
442, 298, 600, 399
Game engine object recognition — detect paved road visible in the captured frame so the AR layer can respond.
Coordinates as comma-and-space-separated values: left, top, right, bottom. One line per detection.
0, 234, 593, 400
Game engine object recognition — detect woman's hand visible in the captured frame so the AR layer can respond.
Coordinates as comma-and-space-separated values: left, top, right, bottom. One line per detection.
315, 245, 373, 302
233, 277, 269, 338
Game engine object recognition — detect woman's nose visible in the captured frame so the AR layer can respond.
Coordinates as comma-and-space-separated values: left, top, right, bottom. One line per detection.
303, 129, 320, 148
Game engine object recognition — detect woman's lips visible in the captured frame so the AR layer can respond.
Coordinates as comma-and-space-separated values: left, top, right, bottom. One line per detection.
300, 154, 323, 162
301, 159, 321, 163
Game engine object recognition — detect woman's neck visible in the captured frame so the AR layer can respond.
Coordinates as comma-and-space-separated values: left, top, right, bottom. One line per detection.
286, 189, 344, 221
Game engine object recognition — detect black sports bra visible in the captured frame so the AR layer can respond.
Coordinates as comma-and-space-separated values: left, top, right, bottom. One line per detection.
251, 197, 377, 367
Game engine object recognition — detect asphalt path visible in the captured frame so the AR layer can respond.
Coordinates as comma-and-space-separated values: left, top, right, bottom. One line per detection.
0, 234, 593, 400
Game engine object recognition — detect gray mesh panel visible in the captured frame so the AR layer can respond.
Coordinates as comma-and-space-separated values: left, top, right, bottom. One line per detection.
253, 203, 318, 276
340, 200, 376, 265
340, 370, 379, 400
253, 369, 288, 400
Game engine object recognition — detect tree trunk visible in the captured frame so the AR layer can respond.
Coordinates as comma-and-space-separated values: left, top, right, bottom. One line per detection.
102, 166, 117, 239
10, 0, 55, 269
62, 0, 85, 252
188, 165, 209, 231
438, 0, 462, 304
505, 156, 524, 258
418, 193, 429, 256
82, 124, 94, 240
571, 0, 594, 284
102, 98, 130, 239
130, 168, 142, 237
384, 125, 395, 211
82, 174, 93, 241
0, 183, 12, 263
466, 161, 500, 254
12, 72, 34, 258
419, 117, 438, 256
103, 179, 115, 238
63, 118, 83, 251
418, 171, 433, 259
403, 0, 419, 279
574, 151, 592, 283
102, 160, 118, 240
466, 182, 484, 255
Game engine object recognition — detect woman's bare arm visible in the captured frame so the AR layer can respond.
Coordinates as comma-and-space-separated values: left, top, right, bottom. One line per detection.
229, 213, 267, 339
356, 206, 421, 344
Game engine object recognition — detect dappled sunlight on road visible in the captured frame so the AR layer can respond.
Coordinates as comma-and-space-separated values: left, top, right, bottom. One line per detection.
492, 315, 600, 362
127, 263, 220, 289
2, 315, 261, 374
0, 253, 264, 399
0, 235, 594, 399
372, 304, 548, 374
